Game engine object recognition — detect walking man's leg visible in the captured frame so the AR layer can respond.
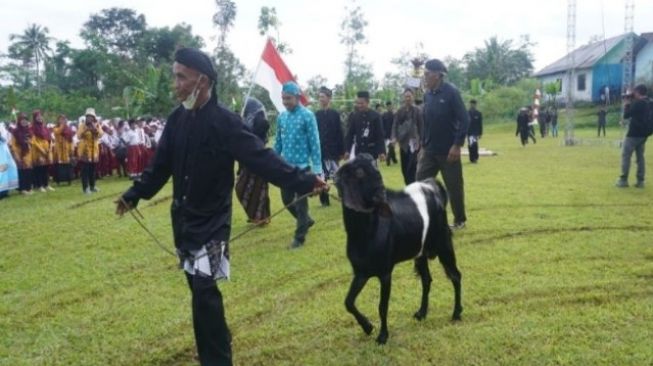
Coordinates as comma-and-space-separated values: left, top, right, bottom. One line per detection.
439, 157, 467, 228
635, 138, 646, 187
618, 137, 636, 187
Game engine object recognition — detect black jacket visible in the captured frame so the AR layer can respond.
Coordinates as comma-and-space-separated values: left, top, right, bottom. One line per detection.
382, 111, 394, 139
624, 99, 650, 138
345, 109, 386, 158
422, 82, 469, 154
122, 101, 316, 250
315, 108, 345, 160
467, 109, 483, 136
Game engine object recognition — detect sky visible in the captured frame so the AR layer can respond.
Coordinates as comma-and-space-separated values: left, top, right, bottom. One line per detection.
2, 0, 653, 88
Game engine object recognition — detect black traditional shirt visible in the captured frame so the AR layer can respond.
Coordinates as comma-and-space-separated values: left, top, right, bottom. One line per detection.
315, 108, 345, 160
122, 101, 316, 250
345, 109, 386, 158
422, 82, 469, 155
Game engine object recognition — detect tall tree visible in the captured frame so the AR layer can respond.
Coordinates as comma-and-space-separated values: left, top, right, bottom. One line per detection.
142, 24, 205, 64
80, 8, 147, 58
340, 0, 368, 82
9, 24, 53, 94
464, 36, 534, 86
258, 6, 291, 54
213, 0, 237, 48
213, 0, 244, 105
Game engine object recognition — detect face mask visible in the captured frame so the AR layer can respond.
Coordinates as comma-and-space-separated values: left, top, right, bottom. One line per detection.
182, 75, 205, 110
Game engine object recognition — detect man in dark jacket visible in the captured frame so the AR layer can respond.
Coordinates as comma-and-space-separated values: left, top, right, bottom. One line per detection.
115, 48, 326, 366
344, 91, 386, 162
467, 99, 483, 163
382, 101, 398, 166
616, 84, 650, 188
416, 59, 469, 230
315, 86, 344, 206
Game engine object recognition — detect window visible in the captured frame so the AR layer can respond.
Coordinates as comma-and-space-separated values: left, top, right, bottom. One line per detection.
555, 78, 562, 92
577, 74, 586, 91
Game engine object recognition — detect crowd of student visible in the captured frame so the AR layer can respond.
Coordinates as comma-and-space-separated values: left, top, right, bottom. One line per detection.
0, 108, 164, 198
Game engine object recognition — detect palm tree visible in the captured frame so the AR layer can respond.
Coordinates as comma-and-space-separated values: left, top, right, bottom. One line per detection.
9, 24, 53, 94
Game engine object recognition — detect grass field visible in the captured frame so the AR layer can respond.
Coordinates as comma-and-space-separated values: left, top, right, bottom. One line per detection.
1, 114, 652, 365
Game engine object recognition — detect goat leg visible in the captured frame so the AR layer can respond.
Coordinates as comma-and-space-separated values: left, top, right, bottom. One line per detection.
413, 257, 432, 320
345, 275, 373, 335
376, 274, 392, 344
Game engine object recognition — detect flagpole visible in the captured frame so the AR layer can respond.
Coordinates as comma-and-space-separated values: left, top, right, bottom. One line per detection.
240, 39, 269, 117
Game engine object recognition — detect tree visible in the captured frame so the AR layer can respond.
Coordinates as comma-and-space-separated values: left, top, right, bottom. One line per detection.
464, 36, 535, 86
258, 6, 292, 54
9, 24, 53, 94
340, 0, 368, 81
213, 0, 237, 48
80, 8, 147, 58
444, 56, 467, 90
305, 74, 329, 100
142, 24, 205, 64
213, 0, 244, 106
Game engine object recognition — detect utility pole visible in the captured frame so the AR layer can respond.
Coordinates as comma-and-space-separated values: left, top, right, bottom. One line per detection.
565, 0, 576, 146
620, 0, 635, 138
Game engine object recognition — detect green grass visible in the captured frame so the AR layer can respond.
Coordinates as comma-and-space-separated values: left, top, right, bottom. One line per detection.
1, 116, 652, 365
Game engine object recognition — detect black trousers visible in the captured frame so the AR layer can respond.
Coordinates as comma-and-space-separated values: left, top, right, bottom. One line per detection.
185, 273, 232, 366
598, 124, 606, 137
468, 140, 479, 163
416, 152, 466, 224
400, 148, 417, 186
81, 162, 97, 191
386, 142, 398, 165
33, 165, 49, 188
280, 188, 312, 243
55, 164, 73, 184
18, 168, 33, 192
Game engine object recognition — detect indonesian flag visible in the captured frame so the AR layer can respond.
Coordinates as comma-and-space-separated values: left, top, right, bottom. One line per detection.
253, 39, 308, 112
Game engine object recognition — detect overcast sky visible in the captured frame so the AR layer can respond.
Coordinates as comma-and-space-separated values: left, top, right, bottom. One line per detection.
2, 0, 653, 87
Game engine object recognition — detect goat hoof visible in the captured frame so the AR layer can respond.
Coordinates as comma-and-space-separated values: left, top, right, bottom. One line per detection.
451, 314, 462, 321
362, 322, 374, 335
376, 333, 388, 345
413, 310, 427, 321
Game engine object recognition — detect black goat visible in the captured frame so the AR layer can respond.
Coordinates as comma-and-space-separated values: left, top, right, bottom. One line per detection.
334, 154, 463, 344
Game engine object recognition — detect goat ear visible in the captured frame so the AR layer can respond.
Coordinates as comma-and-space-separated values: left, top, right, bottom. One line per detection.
378, 202, 393, 218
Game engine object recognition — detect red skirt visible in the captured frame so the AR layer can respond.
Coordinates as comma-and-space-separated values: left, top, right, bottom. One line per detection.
126, 146, 141, 175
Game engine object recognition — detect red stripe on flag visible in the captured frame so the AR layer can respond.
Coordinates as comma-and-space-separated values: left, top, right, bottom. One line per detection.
260, 39, 309, 105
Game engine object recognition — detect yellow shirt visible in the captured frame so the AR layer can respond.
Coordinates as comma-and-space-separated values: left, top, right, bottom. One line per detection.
31, 135, 52, 166
10, 137, 33, 169
53, 126, 73, 164
77, 123, 103, 163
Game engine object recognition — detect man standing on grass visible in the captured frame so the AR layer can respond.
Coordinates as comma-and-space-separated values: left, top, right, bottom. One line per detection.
344, 91, 386, 162
467, 99, 483, 164
115, 48, 327, 366
315, 86, 345, 207
416, 59, 469, 230
616, 84, 650, 188
274, 81, 323, 249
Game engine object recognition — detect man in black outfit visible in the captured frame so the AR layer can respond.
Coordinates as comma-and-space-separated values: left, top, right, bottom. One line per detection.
382, 101, 398, 166
467, 99, 483, 163
344, 91, 386, 162
115, 48, 327, 366
315, 86, 345, 206
416, 59, 469, 230
616, 84, 650, 188
597, 106, 607, 137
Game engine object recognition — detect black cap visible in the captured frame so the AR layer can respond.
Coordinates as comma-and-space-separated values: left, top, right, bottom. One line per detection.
357, 91, 370, 99
174, 48, 217, 81
425, 59, 447, 74
470, 99, 477, 104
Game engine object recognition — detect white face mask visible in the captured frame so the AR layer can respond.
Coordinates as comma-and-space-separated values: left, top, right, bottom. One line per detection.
182, 75, 205, 110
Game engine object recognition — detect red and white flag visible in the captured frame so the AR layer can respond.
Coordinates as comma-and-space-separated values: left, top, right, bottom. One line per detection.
253, 39, 308, 113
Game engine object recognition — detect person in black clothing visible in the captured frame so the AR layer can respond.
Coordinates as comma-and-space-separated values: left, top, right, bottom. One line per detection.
516, 108, 531, 146
467, 99, 483, 163
315, 86, 345, 206
344, 91, 386, 162
115, 48, 327, 366
616, 84, 650, 188
550, 108, 559, 137
416, 59, 469, 230
597, 106, 607, 137
382, 101, 398, 166
392, 88, 423, 185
